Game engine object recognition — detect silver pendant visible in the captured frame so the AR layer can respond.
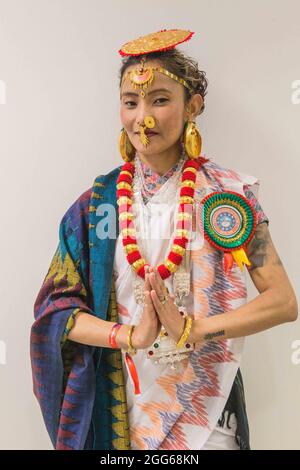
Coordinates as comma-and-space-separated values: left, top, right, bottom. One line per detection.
133, 274, 145, 305
173, 249, 191, 307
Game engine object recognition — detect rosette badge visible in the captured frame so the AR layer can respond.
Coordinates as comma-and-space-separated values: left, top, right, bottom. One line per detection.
200, 191, 257, 273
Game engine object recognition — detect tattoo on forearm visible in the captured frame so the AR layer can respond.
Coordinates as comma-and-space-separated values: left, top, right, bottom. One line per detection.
247, 222, 282, 270
204, 329, 225, 341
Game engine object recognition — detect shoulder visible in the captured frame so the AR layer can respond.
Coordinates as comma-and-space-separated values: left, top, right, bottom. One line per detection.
201, 158, 261, 193
61, 186, 92, 227
93, 165, 122, 187
201, 157, 269, 225
201, 158, 257, 184
61, 165, 123, 226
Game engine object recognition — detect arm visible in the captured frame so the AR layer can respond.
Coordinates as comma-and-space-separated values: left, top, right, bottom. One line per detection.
68, 267, 161, 350
190, 222, 298, 343
67, 312, 130, 349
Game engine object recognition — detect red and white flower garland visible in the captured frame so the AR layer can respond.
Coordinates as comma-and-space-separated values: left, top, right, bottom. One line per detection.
116, 156, 208, 280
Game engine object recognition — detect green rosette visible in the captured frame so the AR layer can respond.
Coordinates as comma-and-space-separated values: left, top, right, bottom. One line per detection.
201, 191, 256, 252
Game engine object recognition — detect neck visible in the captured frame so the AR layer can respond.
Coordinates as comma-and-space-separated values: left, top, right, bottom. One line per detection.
136, 140, 183, 176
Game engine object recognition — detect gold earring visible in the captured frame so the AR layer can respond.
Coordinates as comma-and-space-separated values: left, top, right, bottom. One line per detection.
118, 128, 136, 162
183, 120, 202, 159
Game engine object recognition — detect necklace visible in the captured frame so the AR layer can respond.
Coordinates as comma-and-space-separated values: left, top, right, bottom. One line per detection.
136, 148, 186, 205
116, 155, 207, 280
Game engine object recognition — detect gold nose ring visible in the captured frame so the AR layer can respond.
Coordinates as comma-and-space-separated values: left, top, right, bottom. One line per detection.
144, 116, 155, 129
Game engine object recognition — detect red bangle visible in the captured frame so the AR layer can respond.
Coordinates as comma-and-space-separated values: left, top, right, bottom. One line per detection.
109, 323, 122, 348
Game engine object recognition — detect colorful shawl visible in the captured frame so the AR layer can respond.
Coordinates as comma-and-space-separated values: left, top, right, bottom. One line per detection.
30, 167, 130, 449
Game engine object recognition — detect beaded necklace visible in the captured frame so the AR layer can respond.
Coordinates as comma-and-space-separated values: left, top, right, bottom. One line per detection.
116, 156, 207, 280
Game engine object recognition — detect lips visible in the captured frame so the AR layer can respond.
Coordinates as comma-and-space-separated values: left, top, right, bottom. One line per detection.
135, 131, 158, 135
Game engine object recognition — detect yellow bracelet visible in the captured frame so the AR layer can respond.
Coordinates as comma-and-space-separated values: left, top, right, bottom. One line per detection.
176, 316, 193, 349
127, 325, 137, 356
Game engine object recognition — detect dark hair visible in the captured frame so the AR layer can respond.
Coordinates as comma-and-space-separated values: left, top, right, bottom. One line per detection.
119, 48, 208, 114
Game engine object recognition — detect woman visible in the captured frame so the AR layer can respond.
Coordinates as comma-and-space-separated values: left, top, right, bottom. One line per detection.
30, 29, 298, 451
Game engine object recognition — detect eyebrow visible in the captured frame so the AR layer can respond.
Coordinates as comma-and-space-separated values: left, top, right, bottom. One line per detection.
121, 87, 172, 98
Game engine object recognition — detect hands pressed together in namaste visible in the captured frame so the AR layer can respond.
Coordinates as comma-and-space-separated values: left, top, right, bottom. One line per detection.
132, 265, 186, 350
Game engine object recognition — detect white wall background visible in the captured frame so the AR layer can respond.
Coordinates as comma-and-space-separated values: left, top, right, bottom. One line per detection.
0, 0, 299, 450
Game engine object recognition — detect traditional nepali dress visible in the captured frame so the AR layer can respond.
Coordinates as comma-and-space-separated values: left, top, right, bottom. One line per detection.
30, 154, 269, 450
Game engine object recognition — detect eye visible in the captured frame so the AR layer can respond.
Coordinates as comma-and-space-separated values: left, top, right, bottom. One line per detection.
124, 98, 169, 108
124, 101, 137, 107
154, 98, 168, 104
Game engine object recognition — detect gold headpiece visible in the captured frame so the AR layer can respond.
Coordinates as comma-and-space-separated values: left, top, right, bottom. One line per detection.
119, 29, 194, 97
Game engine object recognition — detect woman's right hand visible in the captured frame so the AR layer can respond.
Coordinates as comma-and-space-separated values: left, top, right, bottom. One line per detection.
131, 266, 162, 350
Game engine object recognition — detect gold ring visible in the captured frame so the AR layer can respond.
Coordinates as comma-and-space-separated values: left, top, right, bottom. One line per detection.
160, 294, 169, 305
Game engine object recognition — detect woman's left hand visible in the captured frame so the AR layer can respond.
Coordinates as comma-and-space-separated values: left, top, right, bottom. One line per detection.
147, 266, 185, 342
